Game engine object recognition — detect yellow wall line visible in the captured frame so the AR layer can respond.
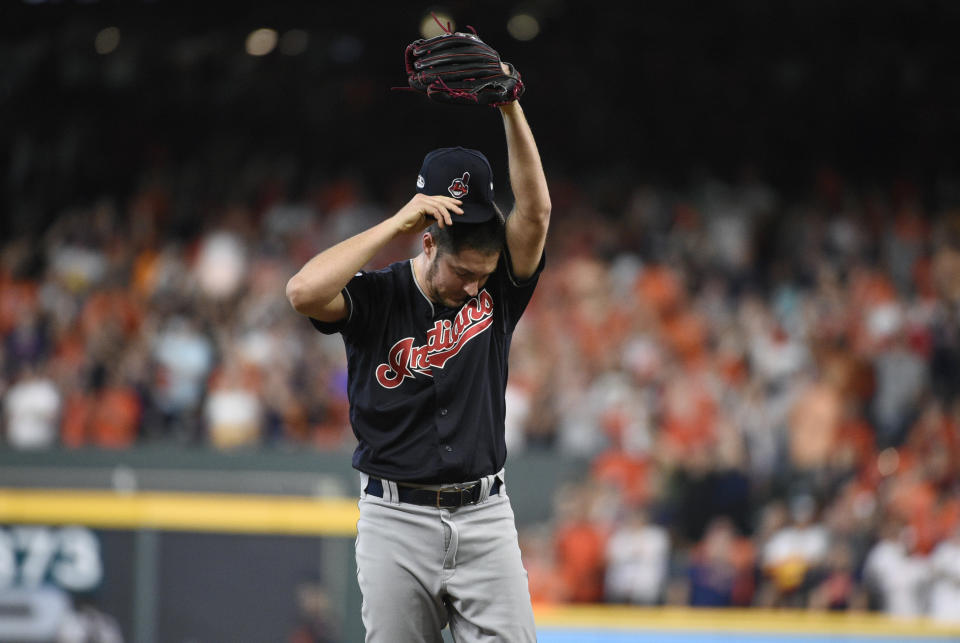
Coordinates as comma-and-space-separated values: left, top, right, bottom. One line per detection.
0, 488, 359, 536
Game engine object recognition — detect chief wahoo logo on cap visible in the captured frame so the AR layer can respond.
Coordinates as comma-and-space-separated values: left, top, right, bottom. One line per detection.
447, 172, 470, 198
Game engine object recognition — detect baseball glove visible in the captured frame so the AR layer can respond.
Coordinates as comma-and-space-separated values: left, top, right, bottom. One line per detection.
404, 26, 524, 106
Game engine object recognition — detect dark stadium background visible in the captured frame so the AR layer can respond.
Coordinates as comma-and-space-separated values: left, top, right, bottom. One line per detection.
4, 0, 960, 241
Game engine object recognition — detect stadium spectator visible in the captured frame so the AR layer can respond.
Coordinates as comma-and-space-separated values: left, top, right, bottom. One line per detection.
671, 516, 755, 607
806, 541, 866, 611
2, 364, 61, 449
604, 507, 670, 605
758, 494, 830, 607
149, 315, 214, 442
203, 356, 263, 449
552, 482, 610, 603
863, 519, 931, 618
928, 524, 960, 624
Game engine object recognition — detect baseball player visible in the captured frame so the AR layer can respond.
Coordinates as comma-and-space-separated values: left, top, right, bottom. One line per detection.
286, 29, 548, 643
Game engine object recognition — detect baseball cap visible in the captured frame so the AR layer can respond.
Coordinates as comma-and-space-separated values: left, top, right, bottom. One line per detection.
415, 147, 499, 223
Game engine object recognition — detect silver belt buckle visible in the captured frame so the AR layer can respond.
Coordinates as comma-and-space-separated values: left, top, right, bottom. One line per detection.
436, 482, 477, 508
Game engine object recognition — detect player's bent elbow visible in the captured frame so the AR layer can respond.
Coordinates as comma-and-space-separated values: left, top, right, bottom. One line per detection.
286, 276, 345, 321
523, 202, 551, 227
536, 204, 552, 226
528, 206, 551, 235
512, 204, 551, 229
285, 275, 312, 314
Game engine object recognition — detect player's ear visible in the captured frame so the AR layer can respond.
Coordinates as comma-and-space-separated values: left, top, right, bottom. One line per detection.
422, 230, 436, 258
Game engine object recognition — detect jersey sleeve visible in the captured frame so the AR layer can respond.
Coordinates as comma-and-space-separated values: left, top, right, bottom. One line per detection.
309, 269, 391, 340
498, 248, 545, 333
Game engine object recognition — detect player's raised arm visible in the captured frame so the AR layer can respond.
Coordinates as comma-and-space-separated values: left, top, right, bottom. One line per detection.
285, 194, 463, 321
402, 25, 548, 282
500, 100, 551, 281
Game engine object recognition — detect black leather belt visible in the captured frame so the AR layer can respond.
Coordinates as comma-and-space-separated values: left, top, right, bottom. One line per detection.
365, 477, 501, 508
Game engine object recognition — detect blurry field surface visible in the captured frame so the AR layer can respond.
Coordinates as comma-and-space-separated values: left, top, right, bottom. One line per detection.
538, 634, 960, 643
534, 606, 960, 642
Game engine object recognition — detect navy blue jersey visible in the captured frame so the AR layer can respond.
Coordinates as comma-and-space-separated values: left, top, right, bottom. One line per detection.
311, 251, 544, 483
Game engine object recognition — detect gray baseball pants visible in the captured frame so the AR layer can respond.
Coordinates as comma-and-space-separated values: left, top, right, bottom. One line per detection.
355, 472, 537, 642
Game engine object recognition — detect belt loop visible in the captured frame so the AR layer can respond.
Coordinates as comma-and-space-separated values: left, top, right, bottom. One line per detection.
479, 473, 493, 502
495, 468, 506, 497
385, 479, 400, 504
359, 472, 370, 499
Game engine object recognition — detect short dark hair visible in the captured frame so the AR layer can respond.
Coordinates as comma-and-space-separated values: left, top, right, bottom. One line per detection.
428, 206, 506, 256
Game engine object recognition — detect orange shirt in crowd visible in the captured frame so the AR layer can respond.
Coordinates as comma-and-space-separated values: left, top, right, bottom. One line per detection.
553, 521, 608, 603
0, 279, 37, 335
661, 308, 708, 366
80, 289, 143, 338
90, 387, 141, 448
61, 392, 94, 448
835, 416, 877, 472
61, 386, 141, 449
592, 450, 651, 508
660, 375, 717, 456
634, 265, 683, 317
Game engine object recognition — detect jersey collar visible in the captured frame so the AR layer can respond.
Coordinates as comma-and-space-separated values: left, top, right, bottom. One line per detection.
409, 259, 435, 317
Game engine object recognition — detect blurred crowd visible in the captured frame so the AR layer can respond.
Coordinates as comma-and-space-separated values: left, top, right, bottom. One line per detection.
513, 170, 960, 622
2, 153, 960, 621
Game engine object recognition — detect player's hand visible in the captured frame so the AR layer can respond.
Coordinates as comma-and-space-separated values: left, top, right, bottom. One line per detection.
392, 194, 463, 234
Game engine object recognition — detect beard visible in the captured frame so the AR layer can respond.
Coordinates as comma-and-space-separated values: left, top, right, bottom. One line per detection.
425, 254, 465, 308
425, 255, 441, 302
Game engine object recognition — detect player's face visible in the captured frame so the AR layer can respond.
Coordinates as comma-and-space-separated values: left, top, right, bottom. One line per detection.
427, 247, 500, 308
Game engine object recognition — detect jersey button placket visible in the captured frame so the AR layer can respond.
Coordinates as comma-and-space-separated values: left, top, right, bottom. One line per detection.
434, 363, 456, 460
